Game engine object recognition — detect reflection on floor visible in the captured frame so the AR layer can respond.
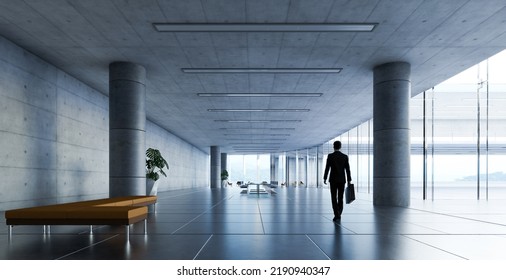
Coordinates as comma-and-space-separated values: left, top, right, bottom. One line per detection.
2, 187, 506, 260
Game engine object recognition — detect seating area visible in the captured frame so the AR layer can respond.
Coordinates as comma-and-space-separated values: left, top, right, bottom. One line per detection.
4, 196, 157, 240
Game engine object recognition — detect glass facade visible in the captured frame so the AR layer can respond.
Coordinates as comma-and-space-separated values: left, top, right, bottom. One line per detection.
322, 49, 506, 200
225, 50, 506, 200
228, 154, 270, 185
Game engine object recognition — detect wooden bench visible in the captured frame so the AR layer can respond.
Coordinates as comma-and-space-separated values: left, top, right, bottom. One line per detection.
5, 196, 157, 240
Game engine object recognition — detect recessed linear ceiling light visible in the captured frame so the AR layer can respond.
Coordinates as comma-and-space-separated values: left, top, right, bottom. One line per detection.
229, 143, 284, 145
234, 147, 280, 149
228, 145, 284, 147
235, 149, 280, 152
208, 109, 309, 112
233, 146, 281, 149
183, 68, 341, 74
232, 143, 281, 145
235, 150, 280, 152
220, 128, 295, 130
153, 23, 377, 32
199, 93, 322, 97
215, 120, 302, 123
226, 139, 288, 141
224, 134, 290, 136
235, 151, 280, 153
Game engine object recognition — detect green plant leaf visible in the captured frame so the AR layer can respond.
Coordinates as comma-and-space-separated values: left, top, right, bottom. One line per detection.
146, 148, 169, 181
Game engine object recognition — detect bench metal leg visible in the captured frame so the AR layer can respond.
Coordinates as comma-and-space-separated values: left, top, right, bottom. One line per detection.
8, 225, 12, 238
126, 225, 130, 241
144, 219, 147, 234
89, 225, 93, 234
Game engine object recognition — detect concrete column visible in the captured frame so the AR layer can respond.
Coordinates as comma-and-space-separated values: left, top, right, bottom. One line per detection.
295, 151, 299, 187
210, 146, 220, 188
109, 62, 146, 197
270, 154, 278, 184
221, 152, 228, 187
317, 146, 323, 187
373, 61, 411, 207
221, 153, 227, 172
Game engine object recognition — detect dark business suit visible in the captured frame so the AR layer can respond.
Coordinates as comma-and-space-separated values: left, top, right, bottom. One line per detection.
323, 151, 352, 218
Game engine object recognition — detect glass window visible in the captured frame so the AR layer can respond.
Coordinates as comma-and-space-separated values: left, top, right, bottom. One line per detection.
262, 50, 506, 201
228, 154, 270, 184
485, 51, 506, 199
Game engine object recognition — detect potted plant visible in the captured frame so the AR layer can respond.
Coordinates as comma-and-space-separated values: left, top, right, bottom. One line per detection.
146, 148, 169, 196
221, 170, 229, 188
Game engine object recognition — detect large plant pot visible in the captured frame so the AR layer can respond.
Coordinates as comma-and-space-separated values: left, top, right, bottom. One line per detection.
146, 179, 159, 196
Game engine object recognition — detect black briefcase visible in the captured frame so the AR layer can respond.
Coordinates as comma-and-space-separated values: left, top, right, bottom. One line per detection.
345, 183, 355, 204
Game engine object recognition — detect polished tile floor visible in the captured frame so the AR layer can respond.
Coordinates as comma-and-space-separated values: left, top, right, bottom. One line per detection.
2, 187, 506, 260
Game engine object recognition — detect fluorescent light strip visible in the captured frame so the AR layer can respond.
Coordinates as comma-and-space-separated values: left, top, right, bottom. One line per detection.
232, 146, 280, 150
229, 143, 283, 146
226, 139, 287, 141
227, 139, 285, 141
235, 147, 279, 149
215, 120, 301, 123
235, 151, 280, 153
183, 68, 341, 74
229, 143, 283, 145
220, 128, 295, 130
234, 147, 279, 149
153, 23, 377, 32
224, 134, 290, 136
234, 146, 281, 149
235, 150, 280, 152
199, 93, 322, 97
209, 109, 309, 112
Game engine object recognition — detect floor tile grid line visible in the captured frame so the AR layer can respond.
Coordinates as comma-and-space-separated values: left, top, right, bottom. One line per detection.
321, 215, 334, 223
242, 190, 357, 236
265, 199, 362, 235
256, 197, 266, 235
398, 222, 450, 235
401, 234, 468, 260
407, 206, 506, 228
305, 234, 331, 260
333, 222, 359, 234
170, 194, 235, 235
156, 189, 208, 200
55, 234, 119, 260
76, 225, 106, 235
192, 234, 214, 260
371, 211, 451, 235
394, 213, 465, 235
370, 206, 506, 235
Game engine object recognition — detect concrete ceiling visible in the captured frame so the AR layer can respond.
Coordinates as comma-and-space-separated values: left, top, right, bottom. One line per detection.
0, 0, 505, 154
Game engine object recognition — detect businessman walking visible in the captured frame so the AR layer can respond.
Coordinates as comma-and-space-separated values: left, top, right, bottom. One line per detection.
323, 141, 352, 221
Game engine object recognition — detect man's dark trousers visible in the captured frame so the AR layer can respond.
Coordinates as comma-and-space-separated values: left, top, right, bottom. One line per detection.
330, 181, 345, 217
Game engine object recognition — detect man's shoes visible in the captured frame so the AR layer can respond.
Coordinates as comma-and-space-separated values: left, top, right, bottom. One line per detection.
332, 216, 341, 221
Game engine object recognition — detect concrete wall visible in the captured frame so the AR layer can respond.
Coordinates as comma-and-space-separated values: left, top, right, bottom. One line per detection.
0, 36, 208, 211
146, 122, 209, 192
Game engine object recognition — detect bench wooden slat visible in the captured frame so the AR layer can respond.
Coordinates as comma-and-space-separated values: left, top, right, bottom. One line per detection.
5, 196, 155, 227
